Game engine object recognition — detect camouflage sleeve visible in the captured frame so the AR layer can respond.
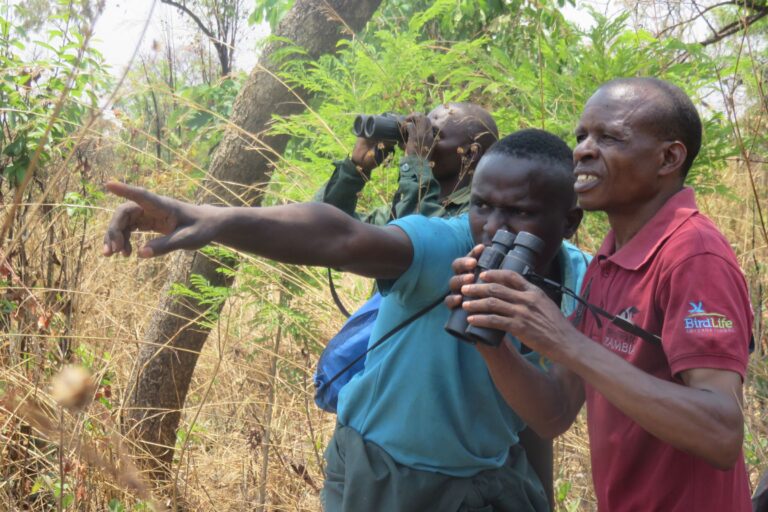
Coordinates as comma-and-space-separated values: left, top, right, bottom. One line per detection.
390, 155, 445, 220
313, 158, 368, 219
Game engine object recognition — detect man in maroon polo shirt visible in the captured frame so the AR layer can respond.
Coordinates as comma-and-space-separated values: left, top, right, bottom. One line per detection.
447, 77, 753, 511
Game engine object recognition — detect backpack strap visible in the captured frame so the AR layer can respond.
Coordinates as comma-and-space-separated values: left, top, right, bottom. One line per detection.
327, 267, 351, 318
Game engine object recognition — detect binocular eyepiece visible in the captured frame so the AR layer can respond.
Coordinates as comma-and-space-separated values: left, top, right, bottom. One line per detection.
444, 230, 544, 346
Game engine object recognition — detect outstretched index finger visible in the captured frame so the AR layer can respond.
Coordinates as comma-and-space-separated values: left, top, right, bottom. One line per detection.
105, 182, 167, 212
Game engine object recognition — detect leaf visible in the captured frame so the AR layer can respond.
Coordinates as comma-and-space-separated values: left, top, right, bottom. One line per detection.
2, 136, 26, 157
108, 499, 126, 512
4, 155, 30, 187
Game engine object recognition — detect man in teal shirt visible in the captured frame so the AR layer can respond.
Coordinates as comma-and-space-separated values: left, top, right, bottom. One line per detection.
316, 104, 563, 506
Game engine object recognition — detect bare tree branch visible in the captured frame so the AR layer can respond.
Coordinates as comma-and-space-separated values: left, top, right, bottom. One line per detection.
657, 1, 736, 39
160, 0, 216, 40
160, 0, 234, 75
698, 0, 768, 46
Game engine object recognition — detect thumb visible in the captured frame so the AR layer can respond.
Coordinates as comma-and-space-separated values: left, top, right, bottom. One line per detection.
138, 226, 209, 258
136, 234, 170, 258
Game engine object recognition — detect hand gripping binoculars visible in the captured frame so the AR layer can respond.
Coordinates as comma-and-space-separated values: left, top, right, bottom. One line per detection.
444, 230, 544, 346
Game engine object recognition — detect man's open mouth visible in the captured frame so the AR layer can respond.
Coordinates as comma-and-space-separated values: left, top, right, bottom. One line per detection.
574, 173, 601, 192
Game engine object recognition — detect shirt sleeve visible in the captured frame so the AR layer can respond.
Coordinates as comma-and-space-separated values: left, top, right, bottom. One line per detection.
390, 155, 445, 220
657, 253, 753, 378
313, 158, 369, 220
315, 153, 458, 227
314, 157, 431, 226
377, 215, 472, 306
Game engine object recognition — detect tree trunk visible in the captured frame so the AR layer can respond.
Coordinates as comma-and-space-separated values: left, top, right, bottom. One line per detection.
123, 0, 382, 483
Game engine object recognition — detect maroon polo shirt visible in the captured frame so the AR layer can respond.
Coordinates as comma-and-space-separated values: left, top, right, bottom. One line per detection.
575, 187, 753, 512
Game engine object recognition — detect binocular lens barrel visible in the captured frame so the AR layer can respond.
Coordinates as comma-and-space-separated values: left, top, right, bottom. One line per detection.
352, 114, 406, 143
352, 115, 368, 137
351, 112, 440, 145
445, 230, 544, 347
364, 115, 404, 143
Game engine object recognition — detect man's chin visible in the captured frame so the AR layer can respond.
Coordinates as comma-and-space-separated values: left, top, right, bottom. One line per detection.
576, 196, 603, 212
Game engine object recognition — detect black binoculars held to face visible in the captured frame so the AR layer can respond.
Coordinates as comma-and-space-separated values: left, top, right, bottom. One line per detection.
445, 230, 544, 346
353, 113, 407, 143
353, 113, 441, 144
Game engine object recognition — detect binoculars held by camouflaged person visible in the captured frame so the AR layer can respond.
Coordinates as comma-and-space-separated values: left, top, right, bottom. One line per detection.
353, 113, 443, 145
445, 230, 544, 346
352, 113, 408, 143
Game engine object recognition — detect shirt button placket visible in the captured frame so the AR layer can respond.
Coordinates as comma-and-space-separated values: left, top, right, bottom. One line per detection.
598, 259, 613, 309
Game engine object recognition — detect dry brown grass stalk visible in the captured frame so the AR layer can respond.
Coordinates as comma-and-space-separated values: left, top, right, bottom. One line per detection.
1, 381, 160, 511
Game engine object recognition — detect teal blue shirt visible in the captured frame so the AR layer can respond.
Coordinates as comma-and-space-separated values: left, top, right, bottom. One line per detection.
337, 214, 590, 477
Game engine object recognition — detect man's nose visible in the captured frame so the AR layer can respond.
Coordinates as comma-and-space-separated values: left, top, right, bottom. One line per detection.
574, 136, 597, 163
484, 210, 510, 237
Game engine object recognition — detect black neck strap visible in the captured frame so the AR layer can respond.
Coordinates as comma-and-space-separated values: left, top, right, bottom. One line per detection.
527, 273, 662, 346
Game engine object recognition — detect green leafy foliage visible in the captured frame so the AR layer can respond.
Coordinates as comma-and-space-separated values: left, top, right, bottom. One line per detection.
170, 272, 235, 328
265, 6, 731, 249
115, 62, 244, 190
248, 0, 295, 30
0, 0, 111, 191
64, 182, 104, 218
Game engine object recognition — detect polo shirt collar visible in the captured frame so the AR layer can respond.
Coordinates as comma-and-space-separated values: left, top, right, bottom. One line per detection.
597, 187, 699, 270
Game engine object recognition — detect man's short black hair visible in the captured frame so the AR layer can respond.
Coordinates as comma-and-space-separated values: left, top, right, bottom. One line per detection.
485, 128, 573, 174
601, 77, 702, 177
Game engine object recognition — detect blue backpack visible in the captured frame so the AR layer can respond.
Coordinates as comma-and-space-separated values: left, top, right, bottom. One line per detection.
313, 293, 382, 413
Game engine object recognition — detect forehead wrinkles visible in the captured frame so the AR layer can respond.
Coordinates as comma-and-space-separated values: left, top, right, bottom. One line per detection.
587, 85, 662, 132
578, 100, 642, 137
473, 166, 533, 205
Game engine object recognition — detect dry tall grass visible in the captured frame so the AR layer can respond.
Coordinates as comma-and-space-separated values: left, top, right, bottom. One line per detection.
0, 127, 766, 512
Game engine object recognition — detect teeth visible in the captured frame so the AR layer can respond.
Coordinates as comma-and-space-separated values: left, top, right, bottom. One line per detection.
576, 174, 598, 183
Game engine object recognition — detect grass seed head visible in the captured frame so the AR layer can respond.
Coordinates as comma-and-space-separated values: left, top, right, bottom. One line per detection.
51, 365, 96, 412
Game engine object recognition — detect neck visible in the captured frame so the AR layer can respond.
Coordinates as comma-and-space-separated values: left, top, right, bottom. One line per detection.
439, 172, 471, 199
609, 186, 682, 251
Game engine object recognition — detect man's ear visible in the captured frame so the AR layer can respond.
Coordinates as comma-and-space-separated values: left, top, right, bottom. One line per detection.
563, 206, 583, 239
659, 141, 687, 179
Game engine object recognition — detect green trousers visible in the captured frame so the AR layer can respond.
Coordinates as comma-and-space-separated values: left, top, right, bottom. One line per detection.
321, 425, 549, 512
